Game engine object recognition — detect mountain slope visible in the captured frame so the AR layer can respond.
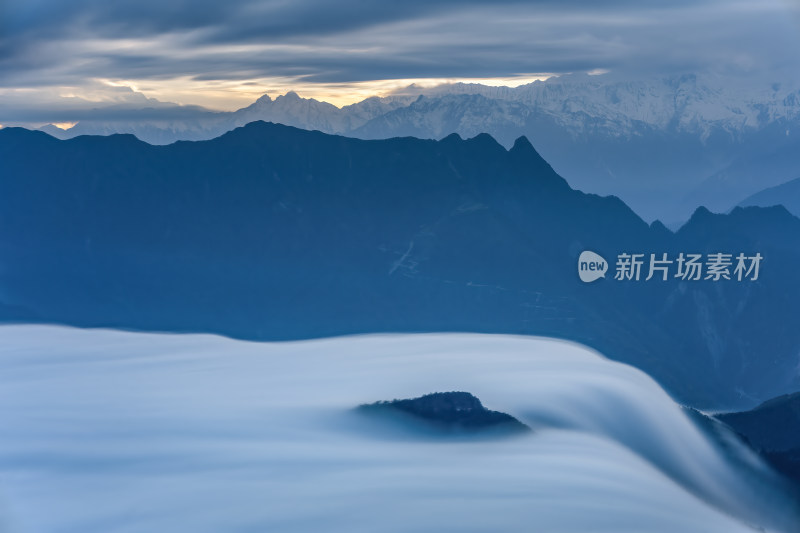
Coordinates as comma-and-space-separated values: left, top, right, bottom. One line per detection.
718, 392, 800, 481
737, 175, 800, 218
687, 140, 800, 215
1, 123, 799, 408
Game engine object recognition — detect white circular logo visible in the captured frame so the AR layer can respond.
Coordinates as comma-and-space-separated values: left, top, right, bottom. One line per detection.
578, 251, 607, 283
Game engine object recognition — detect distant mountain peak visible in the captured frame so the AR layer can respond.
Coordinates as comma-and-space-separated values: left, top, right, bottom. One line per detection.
0, 126, 60, 143
510, 135, 536, 155
508, 134, 561, 181
691, 205, 714, 220
728, 204, 797, 222
358, 392, 531, 435
467, 132, 503, 148
649, 219, 672, 235
440, 132, 463, 143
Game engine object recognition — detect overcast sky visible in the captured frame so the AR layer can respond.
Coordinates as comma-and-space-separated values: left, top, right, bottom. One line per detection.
2, 0, 800, 125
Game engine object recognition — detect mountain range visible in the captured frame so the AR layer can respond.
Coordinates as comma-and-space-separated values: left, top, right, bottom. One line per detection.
31, 72, 800, 223
2, 122, 799, 410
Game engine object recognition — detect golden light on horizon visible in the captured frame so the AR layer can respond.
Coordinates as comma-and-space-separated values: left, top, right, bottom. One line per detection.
0, 73, 563, 129
52, 122, 77, 130
98, 74, 556, 110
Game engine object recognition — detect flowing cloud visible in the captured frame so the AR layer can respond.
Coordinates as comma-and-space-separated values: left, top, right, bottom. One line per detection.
1, 326, 797, 532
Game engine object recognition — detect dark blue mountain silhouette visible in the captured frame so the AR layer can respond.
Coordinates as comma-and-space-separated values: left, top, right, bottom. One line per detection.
1, 122, 798, 409
718, 393, 800, 482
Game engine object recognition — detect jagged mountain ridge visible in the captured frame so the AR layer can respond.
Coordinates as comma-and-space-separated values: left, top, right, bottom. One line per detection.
56, 91, 415, 144
33, 73, 800, 222
1, 122, 799, 409
45, 73, 800, 144
393, 73, 800, 138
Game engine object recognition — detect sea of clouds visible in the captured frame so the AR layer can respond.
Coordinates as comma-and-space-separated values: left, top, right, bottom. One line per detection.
0, 325, 796, 532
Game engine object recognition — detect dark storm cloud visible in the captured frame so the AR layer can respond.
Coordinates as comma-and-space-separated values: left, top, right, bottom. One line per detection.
0, 0, 754, 84
1, 1, 687, 43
